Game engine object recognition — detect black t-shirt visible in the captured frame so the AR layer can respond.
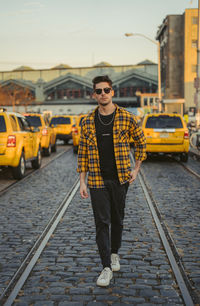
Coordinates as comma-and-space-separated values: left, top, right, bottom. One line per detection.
95, 109, 118, 180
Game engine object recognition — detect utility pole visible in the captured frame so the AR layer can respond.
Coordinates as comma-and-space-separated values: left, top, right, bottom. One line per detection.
157, 40, 162, 112
195, 0, 200, 126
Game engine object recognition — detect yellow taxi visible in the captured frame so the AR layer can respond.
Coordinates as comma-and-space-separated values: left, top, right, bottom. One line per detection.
72, 114, 87, 153
0, 109, 42, 179
24, 113, 56, 156
142, 113, 189, 162
49, 115, 76, 144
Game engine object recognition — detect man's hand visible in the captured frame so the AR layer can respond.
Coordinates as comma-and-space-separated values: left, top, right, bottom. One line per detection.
129, 160, 142, 184
80, 181, 89, 199
80, 172, 88, 198
129, 169, 139, 184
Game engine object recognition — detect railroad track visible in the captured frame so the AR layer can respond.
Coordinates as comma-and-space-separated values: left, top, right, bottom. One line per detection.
179, 162, 200, 180
145, 154, 200, 180
0, 151, 199, 305
131, 153, 198, 305
170, 154, 200, 179
0, 177, 80, 306
0, 145, 70, 196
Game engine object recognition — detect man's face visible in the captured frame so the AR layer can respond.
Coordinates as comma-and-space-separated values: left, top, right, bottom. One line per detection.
93, 82, 114, 106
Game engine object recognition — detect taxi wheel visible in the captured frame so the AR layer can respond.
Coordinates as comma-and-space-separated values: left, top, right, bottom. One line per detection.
180, 153, 188, 162
12, 152, 26, 179
44, 144, 51, 156
32, 147, 42, 169
51, 142, 57, 152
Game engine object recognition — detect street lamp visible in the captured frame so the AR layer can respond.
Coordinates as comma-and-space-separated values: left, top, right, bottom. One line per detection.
125, 33, 162, 112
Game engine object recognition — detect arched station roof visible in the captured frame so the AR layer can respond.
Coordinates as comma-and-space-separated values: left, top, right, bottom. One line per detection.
0, 79, 36, 91
112, 68, 158, 87
44, 73, 93, 92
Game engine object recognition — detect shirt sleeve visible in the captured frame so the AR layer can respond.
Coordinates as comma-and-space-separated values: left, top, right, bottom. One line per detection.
129, 116, 147, 161
77, 120, 89, 173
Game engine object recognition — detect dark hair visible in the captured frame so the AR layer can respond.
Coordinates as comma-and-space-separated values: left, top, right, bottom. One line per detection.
92, 75, 112, 90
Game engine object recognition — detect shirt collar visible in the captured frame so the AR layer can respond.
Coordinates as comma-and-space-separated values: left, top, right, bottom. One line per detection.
91, 103, 119, 118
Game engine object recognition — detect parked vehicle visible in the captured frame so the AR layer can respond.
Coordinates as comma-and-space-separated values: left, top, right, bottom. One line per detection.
24, 113, 56, 156
142, 113, 189, 162
0, 109, 42, 179
187, 121, 197, 136
49, 115, 76, 144
190, 129, 200, 151
72, 114, 86, 153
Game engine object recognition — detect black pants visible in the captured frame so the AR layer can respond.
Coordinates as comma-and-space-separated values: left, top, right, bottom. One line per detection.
90, 179, 129, 268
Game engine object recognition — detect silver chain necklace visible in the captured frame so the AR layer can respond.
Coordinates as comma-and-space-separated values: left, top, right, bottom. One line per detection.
98, 109, 116, 126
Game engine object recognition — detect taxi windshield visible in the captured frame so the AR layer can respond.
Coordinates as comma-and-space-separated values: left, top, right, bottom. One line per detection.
146, 115, 183, 129
50, 117, 71, 125
25, 116, 42, 127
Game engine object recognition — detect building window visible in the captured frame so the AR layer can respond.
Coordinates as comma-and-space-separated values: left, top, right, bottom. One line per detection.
150, 98, 153, 106
192, 40, 197, 48
192, 17, 198, 24
120, 88, 127, 97
144, 98, 148, 106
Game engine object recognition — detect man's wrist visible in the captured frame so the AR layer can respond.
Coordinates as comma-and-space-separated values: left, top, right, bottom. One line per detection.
80, 172, 87, 184
134, 160, 142, 171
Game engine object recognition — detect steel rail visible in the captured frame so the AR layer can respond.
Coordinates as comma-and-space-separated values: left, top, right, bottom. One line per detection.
130, 153, 194, 306
0, 146, 70, 196
179, 162, 200, 180
0, 176, 80, 306
171, 154, 200, 179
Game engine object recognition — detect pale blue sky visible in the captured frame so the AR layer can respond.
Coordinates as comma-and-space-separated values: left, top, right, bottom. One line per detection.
0, 0, 198, 71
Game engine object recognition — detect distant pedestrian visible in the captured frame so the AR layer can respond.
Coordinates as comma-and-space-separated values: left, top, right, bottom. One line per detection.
77, 75, 146, 286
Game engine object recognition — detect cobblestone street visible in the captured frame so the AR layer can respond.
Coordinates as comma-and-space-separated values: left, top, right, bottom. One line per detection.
0, 150, 77, 296
14, 172, 184, 305
141, 156, 200, 299
1, 1, 200, 304
0, 150, 200, 305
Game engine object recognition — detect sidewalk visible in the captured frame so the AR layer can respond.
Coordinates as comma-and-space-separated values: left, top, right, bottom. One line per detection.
14, 179, 184, 305
189, 146, 200, 159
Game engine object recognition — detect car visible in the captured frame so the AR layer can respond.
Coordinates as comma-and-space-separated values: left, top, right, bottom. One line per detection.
142, 113, 189, 162
49, 115, 76, 144
72, 114, 87, 153
24, 113, 56, 156
0, 109, 42, 179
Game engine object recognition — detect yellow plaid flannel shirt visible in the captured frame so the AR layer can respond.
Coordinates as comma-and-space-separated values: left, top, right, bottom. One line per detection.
77, 104, 146, 188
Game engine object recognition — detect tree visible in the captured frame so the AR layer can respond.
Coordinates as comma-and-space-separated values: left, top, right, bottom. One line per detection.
0, 82, 35, 112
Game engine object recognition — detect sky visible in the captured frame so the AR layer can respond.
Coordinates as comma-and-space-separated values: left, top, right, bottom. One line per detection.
0, 0, 198, 71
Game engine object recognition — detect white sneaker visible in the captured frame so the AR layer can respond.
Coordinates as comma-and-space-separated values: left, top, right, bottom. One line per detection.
111, 253, 120, 271
96, 267, 113, 287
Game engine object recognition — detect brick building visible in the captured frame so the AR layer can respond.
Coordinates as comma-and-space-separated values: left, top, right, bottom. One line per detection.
156, 9, 198, 114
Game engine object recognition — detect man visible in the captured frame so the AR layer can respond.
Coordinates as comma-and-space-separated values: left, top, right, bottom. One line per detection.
77, 75, 146, 287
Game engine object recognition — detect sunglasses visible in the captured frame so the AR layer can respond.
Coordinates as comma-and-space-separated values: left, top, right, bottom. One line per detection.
94, 87, 112, 95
